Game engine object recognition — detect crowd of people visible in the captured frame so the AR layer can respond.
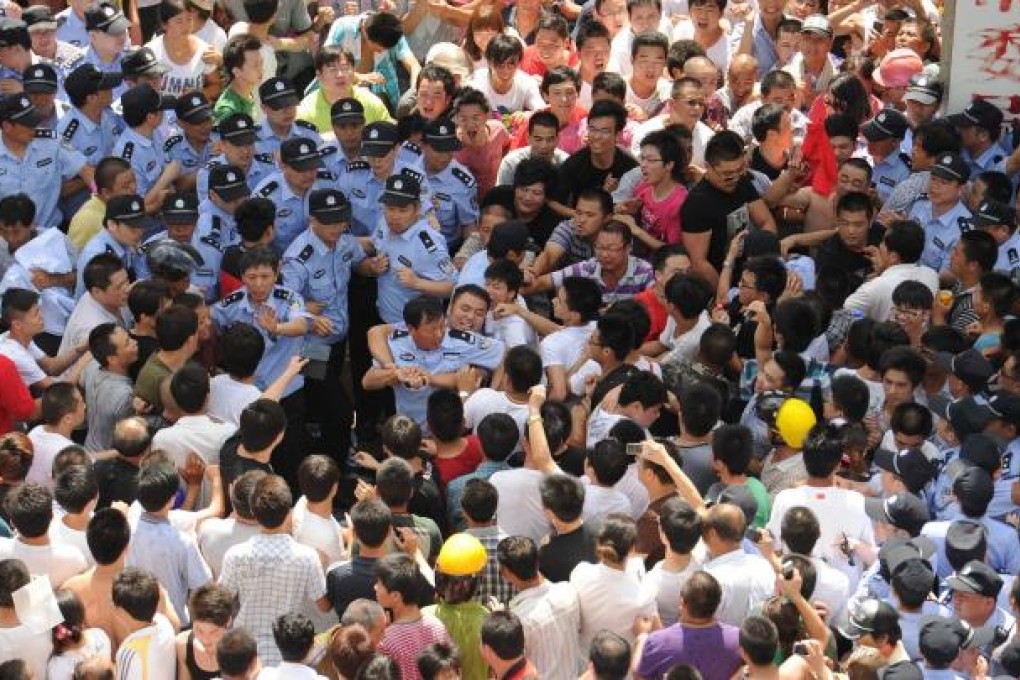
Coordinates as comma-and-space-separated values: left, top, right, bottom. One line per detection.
0, 0, 1016, 677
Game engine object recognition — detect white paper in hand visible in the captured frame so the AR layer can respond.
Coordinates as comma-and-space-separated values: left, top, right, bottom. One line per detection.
12, 575, 63, 633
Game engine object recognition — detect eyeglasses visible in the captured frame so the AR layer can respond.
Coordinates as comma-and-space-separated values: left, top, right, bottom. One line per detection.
892, 306, 925, 320
595, 243, 626, 253
588, 126, 615, 138
711, 164, 745, 180
639, 155, 663, 164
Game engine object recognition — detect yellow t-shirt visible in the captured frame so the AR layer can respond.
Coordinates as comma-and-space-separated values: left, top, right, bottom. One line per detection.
296, 87, 393, 134
67, 196, 107, 251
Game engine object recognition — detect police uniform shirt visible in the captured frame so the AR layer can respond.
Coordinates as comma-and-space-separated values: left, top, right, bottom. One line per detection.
76, 229, 134, 298
872, 153, 912, 204
964, 144, 1006, 176
384, 325, 505, 426
426, 158, 480, 247
136, 231, 222, 301
0, 128, 86, 230
192, 199, 237, 294
909, 198, 972, 272
372, 217, 458, 324
337, 163, 436, 238
37, 100, 71, 130
80, 47, 126, 99
164, 134, 212, 176
196, 154, 273, 203
253, 171, 333, 253
55, 8, 88, 48
280, 228, 365, 345
113, 126, 169, 198
211, 285, 309, 398
325, 140, 426, 182
253, 119, 323, 157
56, 105, 122, 166
996, 232, 1020, 274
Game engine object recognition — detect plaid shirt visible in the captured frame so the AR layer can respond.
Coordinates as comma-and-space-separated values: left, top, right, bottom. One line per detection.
466, 525, 516, 607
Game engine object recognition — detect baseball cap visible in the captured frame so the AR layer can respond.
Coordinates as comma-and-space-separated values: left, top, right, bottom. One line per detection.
121, 46, 169, 77
423, 118, 462, 153
949, 99, 1004, 137
21, 63, 57, 94
873, 448, 936, 494
800, 14, 831, 37
972, 199, 1016, 230
945, 519, 986, 572
959, 433, 1002, 475
890, 557, 936, 603
878, 662, 922, 680
487, 220, 530, 256
63, 63, 123, 102
0, 18, 30, 49
930, 152, 970, 184
208, 165, 250, 202
22, 5, 58, 31
839, 599, 900, 640
930, 394, 996, 440
174, 91, 212, 124
331, 97, 365, 124
424, 42, 472, 80
920, 617, 969, 667
947, 560, 1003, 598
217, 113, 259, 146
873, 48, 923, 89
936, 349, 994, 395
104, 194, 147, 226
861, 109, 909, 142
379, 173, 421, 207
85, 1, 129, 35
161, 192, 199, 224
987, 391, 1020, 425
865, 492, 929, 536
309, 188, 352, 224
361, 121, 400, 157
0, 95, 41, 126
258, 77, 299, 111
121, 84, 176, 121
877, 536, 936, 580
953, 465, 994, 510
904, 73, 943, 106
280, 137, 326, 171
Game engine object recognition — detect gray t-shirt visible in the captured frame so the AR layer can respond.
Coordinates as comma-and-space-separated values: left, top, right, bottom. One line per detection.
676, 442, 718, 496
83, 363, 134, 452
221, 0, 312, 35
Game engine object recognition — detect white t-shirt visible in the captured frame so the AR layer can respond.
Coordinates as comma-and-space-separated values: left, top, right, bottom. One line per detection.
292, 496, 345, 566
468, 69, 546, 113
640, 558, 701, 627
26, 426, 75, 488
0, 537, 87, 588
569, 562, 656, 662
586, 406, 626, 449
659, 311, 712, 364
569, 356, 661, 397
581, 483, 633, 523
0, 332, 46, 387
0, 621, 53, 680
630, 116, 714, 166
146, 35, 214, 97
208, 374, 262, 428
487, 312, 537, 350
491, 467, 552, 544
625, 78, 672, 119
463, 388, 530, 441
115, 614, 176, 680
671, 21, 733, 71
607, 20, 673, 79
194, 18, 228, 51
50, 517, 94, 567
197, 517, 261, 579
151, 414, 236, 509
47, 628, 111, 680
540, 323, 595, 369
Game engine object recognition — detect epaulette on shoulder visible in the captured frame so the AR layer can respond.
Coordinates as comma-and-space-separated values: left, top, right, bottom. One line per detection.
163, 135, 183, 153
139, 239, 158, 254
347, 159, 370, 172
400, 166, 424, 183
391, 328, 410, 340
402, 140, 421, 155
294, 119, 318, 132
204, 158, 223, 170
258, 181, 279, 197
121, 141, 134, 160
221, 290, 244, 306
447, 328, 477, 344
451, 166, 476, 188
273, 287, 294, 302
61, 118, 79, 143
297, 244, 314, 263
316, 169, 334, 181
34, 128, 55, 139
254, 153, 274, 164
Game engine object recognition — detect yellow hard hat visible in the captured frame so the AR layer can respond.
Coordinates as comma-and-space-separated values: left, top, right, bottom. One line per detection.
436, 533, 488, 576
775, 398, 817, 449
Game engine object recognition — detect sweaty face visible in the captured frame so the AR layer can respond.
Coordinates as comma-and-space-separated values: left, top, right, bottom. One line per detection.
836, 209, 870, 251
383, 203, 419, 233
410, 317, 447, 351
449, 292, 488, 332
528, 124, 559, 160
416, 79, 450, 121
836, 166, 870, 197
594, 231, 628, 270
242, 264, 276, 302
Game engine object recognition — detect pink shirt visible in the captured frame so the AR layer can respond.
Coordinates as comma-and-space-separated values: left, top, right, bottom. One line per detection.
379, 614, 452, 680
633, 180, 687, 245
455, 119, 510, 199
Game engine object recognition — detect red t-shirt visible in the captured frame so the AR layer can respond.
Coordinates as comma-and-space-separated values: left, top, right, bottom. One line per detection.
519, 45, 579, 78
0, 354, 34, 434
431, 435, 484, 488
634, 288, 668, 343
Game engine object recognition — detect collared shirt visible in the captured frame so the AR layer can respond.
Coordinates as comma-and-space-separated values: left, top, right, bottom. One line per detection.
550, 255, 654, 307
196, 153, 274, 203
254, 119, 323, 158
964, 144, 1007, 176
426, 159, 480, 248
465, 525, 516, 607
509, 580, 582, 680
0, 130, 86, 230
909, 198, 972, 272
113, 126, 169, 198
211, 285, 310, 397
701, 548, 776, 626
281, 228, 366, 344
253, 171, 332, 253
58, 292, 128, 355
782, 52, 838, 96
213, 86, 255, 125
80, 48, 126, 98
372, 217, 458, 324
82, 364, 133, 452
164, 134, 212, 176
872, 153, 912, 204
335, 161, 434, 237
995, 232, 1020, 274
56, 105, 122, 166
749, 14, 779, 76
55, 7, 88, 48
219, 533, 327, 666
295, 86, 393, 133
383, 326, 505, 426
75, 229, 135, 298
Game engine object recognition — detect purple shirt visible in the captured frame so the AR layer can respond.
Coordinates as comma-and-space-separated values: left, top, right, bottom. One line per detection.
550, 255, 655, 307
636, 622, 742, 680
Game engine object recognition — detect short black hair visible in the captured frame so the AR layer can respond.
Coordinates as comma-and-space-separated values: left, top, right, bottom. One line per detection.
155, 304, 198, 352
4, 483, 52, 538
41, 382, 81, 426
427, 388, 464, 444
222, 34, 262, 83
239, 399, 287, 452
891, 402, 933, 438
0, 559, 29, 607
128, 279, 169, 322
375, 553, 421, 604
836, 190, 876, 221
235, 198, 276, 243
740, 616, 779, 666
461, 478, 498, 523
801, 422, 847, 478
979, 272, 1018, 318
251, 474, 293, 529
404, 295, 445, 328
381, 415, 422, 460
658, 498, 702, 554
481, 611, 526, 661
773, 298, 818, 353
664, 273, 713, 320
883, 220, 926, 264
112, 567, 160, 622
54, 465, 98, 514
503, 346, 542, 395
618, 371, 667, 409
588, 439, 629, 486
484, 259, 524, 296
496, 535, 538, 581
376, 457, 414, 508
485, 33, 523, 65
297, 455, 340, 503
87, 507, 131, 565
830, 374, 870, 422
170, 363, 209, 414
892, 280, 934, 311
959, 230, 998, 273
363, 11, 403, 48
596, 312, 635, 362
0, 288, 37, 328
351, 499, 392, 548
880, 346, 926, 387
88, 322, 123, 369
915, 118, 961, 158
476, 413, 518, 462
539, 474, 584, 522
590, 630, 632, 679
83, 252, 125, 292
0, 194, 35, 226
704, 130, 744, 166
273, 613, 316, 662
751, 103, 786, 144
711, 424, 752, 475
780, 505, 820, 555
137, 455, 180, 512
238, 246, 279, 275
217, 628, 259, 677
418, 642, 461, 680
219, 323, 265, 379
679, 382, 721, 437
588, 99, 628, 134
562, 276, 602, 322
630, 30, 669, 61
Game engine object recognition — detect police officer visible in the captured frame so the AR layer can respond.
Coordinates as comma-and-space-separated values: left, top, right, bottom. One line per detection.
211, 246, 311, 487
421, 117, 479, 254
861, 109, 911, 205
372, 174, 458, 325
0, 95, 92, 231
118, 45, 168, 94
363, 294, 504, 427
255, 77, 323, 158
22, 64, 69, 129
972, 199, 1020, 277
55, 0, 92, 49
252, 137, 334, 253
910, 152, 973, 273
281, 188, 374, 462
23, 5, 85, 89
325, 98, 424, 175
81, 2, 128, 99
193, 164, 250, 299
165, 91, 214, 191
138, 193, 221, 299
196, 113, 273, 203
112, 84, 182, 206
336, 121, 434, 237
0, 19, 33, 87
949, 100, 1008, 176
57, 63, 122, 167
76, 193, 146, 297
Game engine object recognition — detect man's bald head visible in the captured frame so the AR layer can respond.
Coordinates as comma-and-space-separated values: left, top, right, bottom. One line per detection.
704, 502, 746, 544
728, 54, 758, 77
112, 416, 151, 459
684, 56, 720, 93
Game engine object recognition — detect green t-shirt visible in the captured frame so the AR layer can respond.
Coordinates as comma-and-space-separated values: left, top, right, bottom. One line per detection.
747, 477, 772, 528
296, 87, 393, 134
426, 601, 490, 680
214, 86, 255, 124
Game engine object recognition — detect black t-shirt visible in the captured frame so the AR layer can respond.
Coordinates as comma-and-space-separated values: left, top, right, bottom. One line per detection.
557, 147, 638, 208
409, 474, 447, 535
681, 175, 762, 273
484, 185, 563, 248
750, 147, 785, 181
553, 447, 587, 477
219, 434, 274, 513
94, 457, 141, 509
539, 522, 598, 582
814, 227, 883, 292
